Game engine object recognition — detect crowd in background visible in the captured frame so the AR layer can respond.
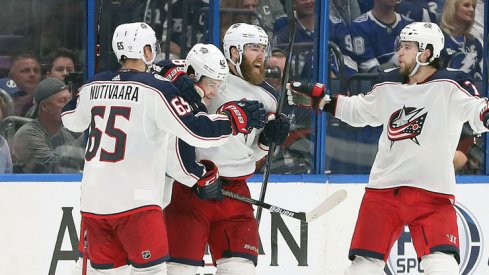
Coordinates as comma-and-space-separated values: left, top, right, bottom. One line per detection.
0, 0, 486, 175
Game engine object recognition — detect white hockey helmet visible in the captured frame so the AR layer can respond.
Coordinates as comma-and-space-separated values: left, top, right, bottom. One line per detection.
399, 22, 444, 62
112, 22, 158, 65
184, 43, 229, 81
223, 23, 268, 63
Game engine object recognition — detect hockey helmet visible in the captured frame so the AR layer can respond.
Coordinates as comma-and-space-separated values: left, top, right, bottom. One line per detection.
185, 43, 229, 81
399, 22, 444, 62
112, 22, 158, 65
222, 23, 268, 63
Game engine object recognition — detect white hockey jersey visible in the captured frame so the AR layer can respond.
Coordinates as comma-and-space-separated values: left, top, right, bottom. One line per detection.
334, 70, 488, 195
196, 74, 278, 178
61, 71, 232, 216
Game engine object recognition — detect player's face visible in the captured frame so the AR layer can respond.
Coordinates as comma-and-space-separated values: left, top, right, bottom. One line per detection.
397, 41, 418, 77
199, 77, 223, 105
240, 43, 266, 85
455, 0, 475, 25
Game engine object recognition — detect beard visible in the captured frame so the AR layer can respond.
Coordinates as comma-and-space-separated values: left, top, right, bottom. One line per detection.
239, 56, 265, 85
399, 62, 415, 78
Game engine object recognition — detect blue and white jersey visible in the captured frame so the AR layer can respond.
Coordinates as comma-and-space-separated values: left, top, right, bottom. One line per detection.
440, 33, 483, 80
350, 11, 412, 72
273, 15, 315, 78
61, 70, 232, 216
396, 0, 438, 23
329, 14, 358, 76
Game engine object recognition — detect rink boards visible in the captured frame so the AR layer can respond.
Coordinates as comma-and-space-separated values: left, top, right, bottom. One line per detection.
0, 178, 488, 275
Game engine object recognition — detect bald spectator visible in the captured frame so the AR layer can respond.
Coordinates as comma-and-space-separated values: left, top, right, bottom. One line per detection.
12, 77, 83, 173
8, 53, 41, 116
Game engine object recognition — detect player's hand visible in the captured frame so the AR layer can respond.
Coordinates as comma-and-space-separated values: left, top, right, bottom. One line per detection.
163, 66, 208, 113
480, 103, 489, 129
286, 81, 330, 110
217, 100, 266, 135
259, 113, 290, 146
193, 160, 223, 201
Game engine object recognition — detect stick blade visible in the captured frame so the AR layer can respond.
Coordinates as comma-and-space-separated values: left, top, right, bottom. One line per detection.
305, 189, 347, 223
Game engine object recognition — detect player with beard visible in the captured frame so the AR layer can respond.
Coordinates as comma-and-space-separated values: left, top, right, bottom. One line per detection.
286, 22, 489, 275
163, 23, 290, 275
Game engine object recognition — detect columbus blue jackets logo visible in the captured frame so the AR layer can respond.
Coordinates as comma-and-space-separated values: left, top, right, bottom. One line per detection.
387, 106, 427, 147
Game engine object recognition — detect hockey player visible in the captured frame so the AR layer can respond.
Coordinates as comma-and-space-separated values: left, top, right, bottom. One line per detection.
62, 22, 266, 275
163, 23, 290, 275
287, 22, 489, 275
155, 42, 231, 202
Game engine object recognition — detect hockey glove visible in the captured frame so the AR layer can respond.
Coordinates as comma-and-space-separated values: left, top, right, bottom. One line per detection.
162, 66, 208, 113
480, 101, 489, 129
193, 160, 223, 201
286, 81, 331, 110
259, 113, 291, 146
217, 100, 266, 135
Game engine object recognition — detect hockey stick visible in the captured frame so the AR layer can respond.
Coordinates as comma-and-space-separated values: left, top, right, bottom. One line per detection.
256, 0, 297, 225
225, 189, 347, 223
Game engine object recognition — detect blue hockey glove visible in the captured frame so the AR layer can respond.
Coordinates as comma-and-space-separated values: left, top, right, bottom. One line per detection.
259, 113, 291, 146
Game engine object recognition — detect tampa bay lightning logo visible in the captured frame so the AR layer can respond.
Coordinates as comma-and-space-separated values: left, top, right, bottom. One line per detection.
385, 202, 483, 274
387, 106, 427, 147
448, 50, 481, 80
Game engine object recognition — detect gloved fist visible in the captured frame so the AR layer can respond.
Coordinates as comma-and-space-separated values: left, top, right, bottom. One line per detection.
161, 66, 208, 113
217, 100, 266, 135
193, 160, 223, 201
259, 113, 291, 146
286, 81, 330, 110
480, 103, 489, 129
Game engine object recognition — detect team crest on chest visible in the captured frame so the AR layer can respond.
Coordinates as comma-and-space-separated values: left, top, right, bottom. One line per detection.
387, 106, 427, 147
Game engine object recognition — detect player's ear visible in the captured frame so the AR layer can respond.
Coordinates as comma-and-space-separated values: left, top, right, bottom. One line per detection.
230, 47, 239, 62
422, 47, 432, 63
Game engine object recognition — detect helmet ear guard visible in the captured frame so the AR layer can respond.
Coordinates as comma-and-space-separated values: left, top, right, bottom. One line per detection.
112, 22, 158, 65
399, 22, 444, 62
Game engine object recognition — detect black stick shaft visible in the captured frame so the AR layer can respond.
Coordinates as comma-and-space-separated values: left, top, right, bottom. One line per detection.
255, 0, 297, 225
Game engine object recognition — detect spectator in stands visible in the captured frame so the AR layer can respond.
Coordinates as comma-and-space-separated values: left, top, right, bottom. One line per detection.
273, 0, 315, 79
7, 52, 42, 116
158, 0, 209, 59
220, 0, 261, 42
45, 47, 77, 81
254, 0, 286, 37
396, 0, 439, 23
439, 0, 482, 80
470, 0, 483, 46
0, 78, 23, 117
12, 77, 84, 173
349, 0, 412, 72
329, 14, 358, 77
0, 96, 13, 174
265, 48, 287, 90
330, 0, 361, 25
